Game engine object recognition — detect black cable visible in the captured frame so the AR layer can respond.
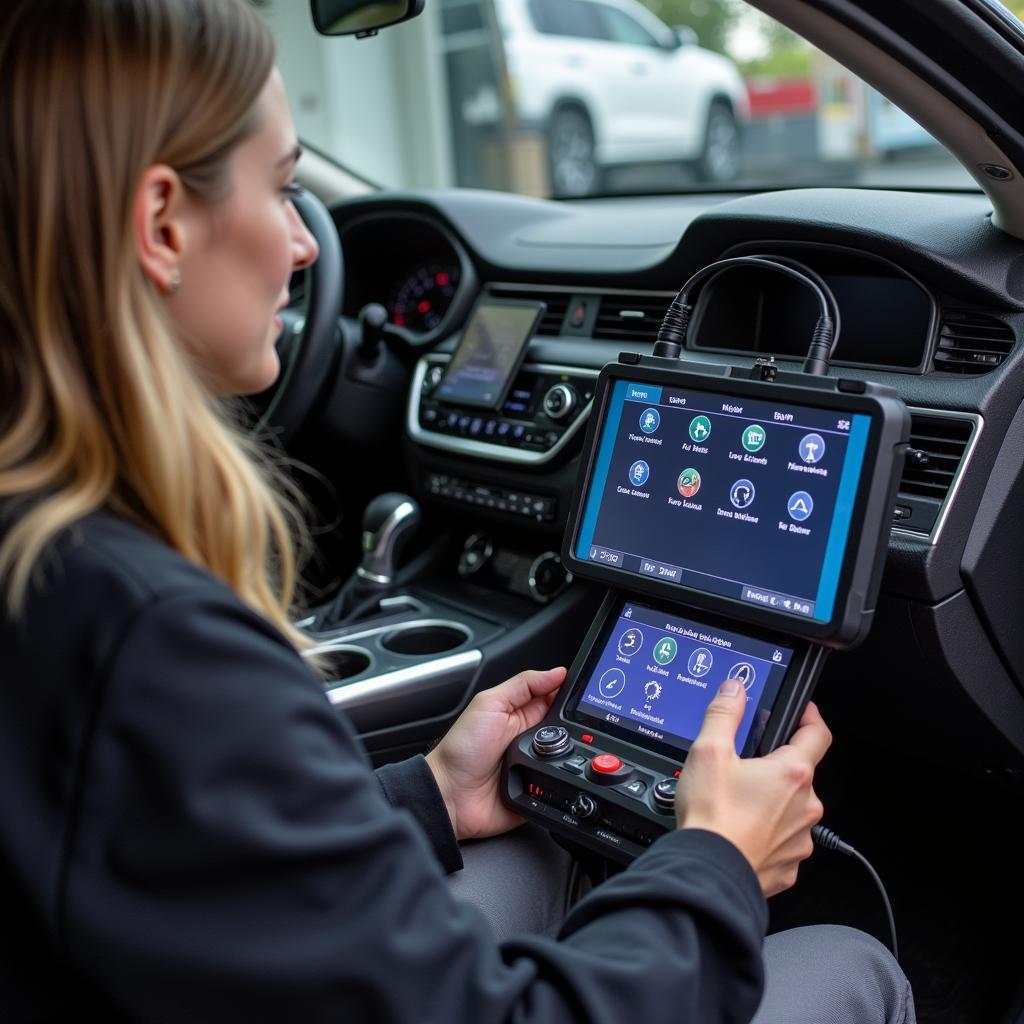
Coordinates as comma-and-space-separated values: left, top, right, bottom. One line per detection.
812, 824, 899, 962
653, 255, 839, 376
747, 253, 841, 362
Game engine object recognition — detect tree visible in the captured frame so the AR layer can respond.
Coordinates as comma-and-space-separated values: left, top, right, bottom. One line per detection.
638, 0, 741, 56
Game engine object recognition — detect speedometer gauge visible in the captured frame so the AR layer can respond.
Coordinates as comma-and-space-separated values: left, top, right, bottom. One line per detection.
389, 263, 460, 333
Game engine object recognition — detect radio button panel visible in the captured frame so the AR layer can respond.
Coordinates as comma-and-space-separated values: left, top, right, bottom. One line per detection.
408, 356, 597, 465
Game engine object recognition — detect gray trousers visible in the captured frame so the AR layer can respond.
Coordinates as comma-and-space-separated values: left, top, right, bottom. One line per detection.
447, 824, 915, 1024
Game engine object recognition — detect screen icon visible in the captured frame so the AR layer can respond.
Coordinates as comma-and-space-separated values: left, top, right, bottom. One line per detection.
618, 627, 644, 657
628, 460, 650, 487
598, 668, 627, 699
689, 415, 712, 443
729, 479, 756, 509
687, 648, 714, 677
728, 662, 757, 690
787, 491, 814, 521
653, 636, 678, 666
772, 649, 784, 663
644, 680, 663, 702
799, 433, 826, 464
639, 408, 661, 434
741, 424, 766, 452
677, 468, 702, 499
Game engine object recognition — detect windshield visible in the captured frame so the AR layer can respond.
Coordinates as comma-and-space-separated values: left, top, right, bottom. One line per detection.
261, 0, 1023, 197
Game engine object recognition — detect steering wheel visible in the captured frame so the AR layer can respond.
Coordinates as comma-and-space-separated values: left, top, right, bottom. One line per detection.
255, 187, 344, 448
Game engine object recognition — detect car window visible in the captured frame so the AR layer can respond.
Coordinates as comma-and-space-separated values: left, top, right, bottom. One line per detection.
596, 4, 661, 48
526, 0, 608, 41
265, 0, 984, 196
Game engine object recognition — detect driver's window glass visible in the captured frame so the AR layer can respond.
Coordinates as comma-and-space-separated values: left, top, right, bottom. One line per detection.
597, 5, 660, 47
528, 0, 607, 40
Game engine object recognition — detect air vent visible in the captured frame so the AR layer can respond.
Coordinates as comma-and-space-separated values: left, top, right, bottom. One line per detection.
899, 413, 974, 504
485, 285, 571, 336
593, 292, 674, 343
934, 311, 1015, 374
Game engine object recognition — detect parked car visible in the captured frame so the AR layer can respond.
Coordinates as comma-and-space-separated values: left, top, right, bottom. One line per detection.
493, 0, 750, 195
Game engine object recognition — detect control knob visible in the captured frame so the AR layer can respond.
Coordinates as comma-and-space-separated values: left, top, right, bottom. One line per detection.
542, 383, 577, 421
527, 551, 572, 604
571, 792, 599, 822
423, 363, 445, 394
652, 778, 677, 815
531, 726, 572, 758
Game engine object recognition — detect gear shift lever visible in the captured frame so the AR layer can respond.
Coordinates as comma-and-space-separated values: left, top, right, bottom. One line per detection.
318, 493, 421, 628
356, 492, 421, 587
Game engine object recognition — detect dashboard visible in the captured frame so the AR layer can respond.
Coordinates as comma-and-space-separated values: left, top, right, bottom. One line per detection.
325, 185, 1024, 770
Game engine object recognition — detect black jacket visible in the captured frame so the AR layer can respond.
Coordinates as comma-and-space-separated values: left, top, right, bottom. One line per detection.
0, 512, 768, 1023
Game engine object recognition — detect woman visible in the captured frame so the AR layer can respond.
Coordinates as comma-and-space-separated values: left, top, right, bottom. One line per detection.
0, 1, 914, 1021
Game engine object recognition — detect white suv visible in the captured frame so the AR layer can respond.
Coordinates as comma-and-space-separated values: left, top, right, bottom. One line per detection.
494, 0, 749, 196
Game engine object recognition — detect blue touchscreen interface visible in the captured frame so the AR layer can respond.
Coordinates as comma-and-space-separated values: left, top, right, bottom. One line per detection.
574, 379, 872, 623
574, 601, 793, 757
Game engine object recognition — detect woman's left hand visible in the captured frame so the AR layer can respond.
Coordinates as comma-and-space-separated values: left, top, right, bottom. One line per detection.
425, 667, 567, 842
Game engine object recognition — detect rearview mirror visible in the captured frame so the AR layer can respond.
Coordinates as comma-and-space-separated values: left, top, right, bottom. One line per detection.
310, 0, 425, 38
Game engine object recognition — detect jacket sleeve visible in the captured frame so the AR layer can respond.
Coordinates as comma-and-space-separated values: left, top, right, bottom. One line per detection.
61, 587, 768, 1024
375, 756, 464, 874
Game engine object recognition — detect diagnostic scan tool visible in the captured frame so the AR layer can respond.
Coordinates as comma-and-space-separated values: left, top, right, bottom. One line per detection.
502, 354, 909, 862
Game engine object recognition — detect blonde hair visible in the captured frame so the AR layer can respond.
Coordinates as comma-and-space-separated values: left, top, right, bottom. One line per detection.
0, 0, 314, 655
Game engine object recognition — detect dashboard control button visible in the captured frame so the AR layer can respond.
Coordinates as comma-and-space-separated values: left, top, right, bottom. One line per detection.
542, 384, 577, 421
652, 778, 677, 814
618, 778, 648, 798
571, 793, 599, 822
592, 753, 623, 774
532, 726, 572, 757
559, 761, 584, 775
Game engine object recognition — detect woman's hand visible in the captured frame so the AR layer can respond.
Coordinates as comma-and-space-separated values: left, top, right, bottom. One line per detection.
426, 667, 566, 842
676, 679, 831, 897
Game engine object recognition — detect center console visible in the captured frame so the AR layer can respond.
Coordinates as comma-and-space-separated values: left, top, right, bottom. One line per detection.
502, 352, 910, 862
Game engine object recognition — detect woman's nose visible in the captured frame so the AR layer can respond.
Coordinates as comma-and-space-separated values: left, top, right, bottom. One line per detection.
289, 203, 319, 270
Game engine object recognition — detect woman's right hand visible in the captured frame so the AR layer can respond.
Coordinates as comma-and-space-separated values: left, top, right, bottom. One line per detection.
676, 680, 831, 897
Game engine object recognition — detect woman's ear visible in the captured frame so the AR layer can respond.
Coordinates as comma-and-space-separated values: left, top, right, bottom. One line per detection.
134, 164, 188, 294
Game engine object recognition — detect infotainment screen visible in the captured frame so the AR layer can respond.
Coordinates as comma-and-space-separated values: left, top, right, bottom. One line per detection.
572, 377, 875, 627
436, 298, 545, 409
570, 599, 793, 759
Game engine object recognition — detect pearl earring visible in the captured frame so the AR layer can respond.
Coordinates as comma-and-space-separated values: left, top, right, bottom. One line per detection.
166, 269, 182, 295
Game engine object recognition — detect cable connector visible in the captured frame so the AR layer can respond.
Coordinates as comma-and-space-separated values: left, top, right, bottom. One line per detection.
803, 315, 835, 377
653, 299, 692, 357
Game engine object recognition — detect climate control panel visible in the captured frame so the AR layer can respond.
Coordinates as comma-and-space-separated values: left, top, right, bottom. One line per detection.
407, 356, 597, 464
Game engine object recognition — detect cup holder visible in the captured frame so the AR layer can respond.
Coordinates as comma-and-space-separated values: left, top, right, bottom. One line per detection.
318, 645, 372, 681
381, 621, 470, 657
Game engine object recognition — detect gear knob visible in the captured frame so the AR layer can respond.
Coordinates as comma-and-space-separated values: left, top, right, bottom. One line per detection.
357, 492, 421, 586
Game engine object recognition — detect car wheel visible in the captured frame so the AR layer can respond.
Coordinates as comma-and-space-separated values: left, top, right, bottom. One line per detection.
547, 107, 601, 198
694, 100, 740, 184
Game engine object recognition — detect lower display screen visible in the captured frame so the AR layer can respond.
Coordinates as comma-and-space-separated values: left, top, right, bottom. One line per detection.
572, 600, 793, 758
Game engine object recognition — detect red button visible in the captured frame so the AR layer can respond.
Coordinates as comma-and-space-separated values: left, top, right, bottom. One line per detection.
592, 754, 623, 774
581, 734, 594, 744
